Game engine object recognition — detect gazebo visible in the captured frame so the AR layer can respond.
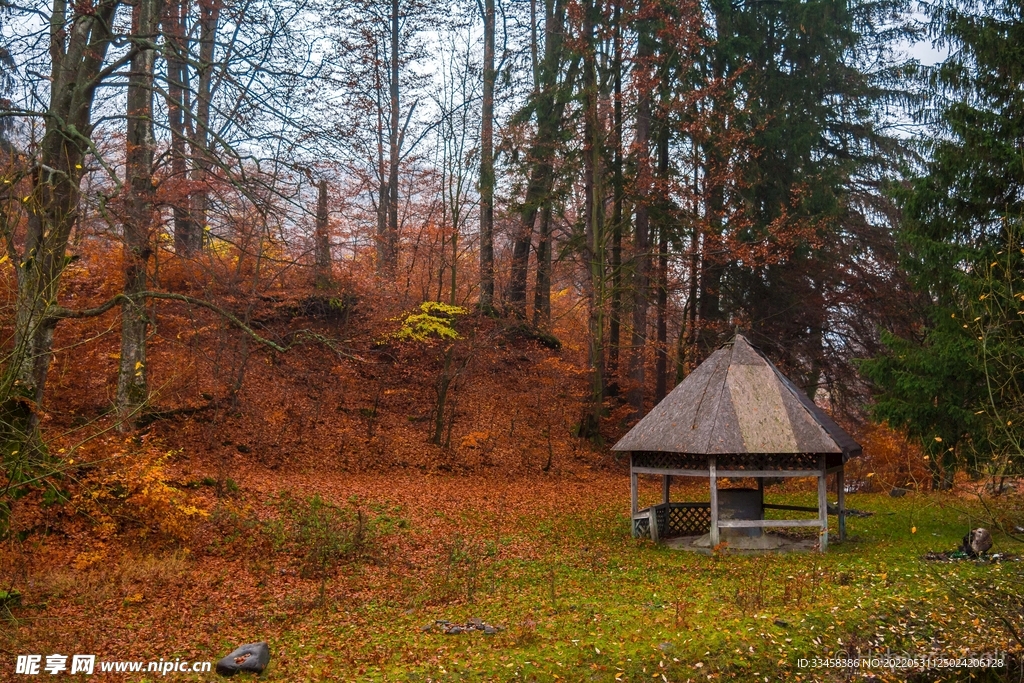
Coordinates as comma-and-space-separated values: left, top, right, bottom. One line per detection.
613, 334, 861, 552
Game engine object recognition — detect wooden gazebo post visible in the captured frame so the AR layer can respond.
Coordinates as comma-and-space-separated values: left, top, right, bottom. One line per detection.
630, 465, 638, 517
837, 469, 846, 542
709, 456, 719, 547
818, 455, 828, 552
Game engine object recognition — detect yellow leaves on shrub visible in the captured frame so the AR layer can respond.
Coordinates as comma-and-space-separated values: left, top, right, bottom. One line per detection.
122, 593, 145, 606
76, 447, 208, 541
387, 301, 467, 343
72, 548, 108, 571
461, 431, 490, 448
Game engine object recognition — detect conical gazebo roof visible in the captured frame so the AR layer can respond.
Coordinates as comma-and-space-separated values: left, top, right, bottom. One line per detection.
612, 335, 861, 458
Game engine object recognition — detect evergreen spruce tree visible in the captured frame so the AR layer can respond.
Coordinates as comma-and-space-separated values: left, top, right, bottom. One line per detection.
860, 0, 1024, 487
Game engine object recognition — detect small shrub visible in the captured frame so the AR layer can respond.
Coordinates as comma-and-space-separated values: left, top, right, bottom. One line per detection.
428, 533, 493, 605
267, 492, 403, 579
385, 301, 467, 344
72, 445, 207, 542
734, 556, 771, 611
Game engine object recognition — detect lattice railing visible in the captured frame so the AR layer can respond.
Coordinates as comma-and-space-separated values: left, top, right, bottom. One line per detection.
632, 452, 707, 470
665, 503, 712, 536
633, 502, 711, 539
633, 515, 651, 538
716, 453, 819, 470
633, 451, 821, 471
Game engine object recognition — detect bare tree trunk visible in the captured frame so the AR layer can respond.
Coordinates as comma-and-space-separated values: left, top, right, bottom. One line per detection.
314, 178, 332, 288
580, 0, 604, 437
1, 1, 121, 455
655, 225, 669, 401
679, 143, 701, 379
607, 0, 624, 396
507, 224, 533, 318
533, 205, 552, 327
386, 0, 401, 274
627, 0, 654, 417
694, 2, 730, 357
507, 0, 576, 318
190, 0, 221, 250
117, 0, 159, 428
654, 107, 670, 402
681, 211, 700, 378
162, 0, 199, 255
376, 85, 388, 272
478, 0, 495, 310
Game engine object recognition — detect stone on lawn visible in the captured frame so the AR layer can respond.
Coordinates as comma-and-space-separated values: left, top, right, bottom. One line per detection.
215, 642, 270, 677
962, 528, 993, 557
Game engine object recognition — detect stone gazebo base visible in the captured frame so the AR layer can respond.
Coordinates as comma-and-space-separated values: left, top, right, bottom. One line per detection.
664, 533, 820, 554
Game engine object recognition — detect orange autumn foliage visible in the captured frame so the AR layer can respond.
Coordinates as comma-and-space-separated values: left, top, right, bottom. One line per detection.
845, 421, 931, 493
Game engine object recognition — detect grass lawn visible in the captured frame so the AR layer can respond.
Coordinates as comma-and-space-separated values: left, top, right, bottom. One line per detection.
272, 490, 1021, 682
2, 475, 1021, 682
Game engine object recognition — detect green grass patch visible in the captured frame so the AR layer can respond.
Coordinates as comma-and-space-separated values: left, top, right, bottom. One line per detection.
261, 493, 1023, 681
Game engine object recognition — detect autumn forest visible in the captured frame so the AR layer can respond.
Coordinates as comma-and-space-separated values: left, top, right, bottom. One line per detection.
1, 0, 1023, 679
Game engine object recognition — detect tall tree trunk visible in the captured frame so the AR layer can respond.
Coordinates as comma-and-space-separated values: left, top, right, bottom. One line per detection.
386, 0, 401, 274
117, 0, 159, 428
1, 1, 120, 456
190, 0, 220, 250
478, 0, 495, 310
580, 0, 604, 437
314, 178, 332, 288
507, 0, 575, 318
679, 142, 701, 378
655, 226, 669, 401
376, 79, 388, 273
533, 203, 552, 327
607, 0, 624, 396
696, 137, 725, 355
627, 0, 654, 417
654, 91, 670, 402
694, 0, 730, 357
680, 184, 700, 380
162, 0, 199, 255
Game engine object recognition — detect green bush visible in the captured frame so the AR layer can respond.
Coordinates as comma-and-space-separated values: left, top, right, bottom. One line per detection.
267, 493, 404, 579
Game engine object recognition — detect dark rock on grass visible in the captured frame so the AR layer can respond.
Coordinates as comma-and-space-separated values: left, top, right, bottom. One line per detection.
216, 642, 270, 677
423, 619, 504, 635
826, 505, 873, 518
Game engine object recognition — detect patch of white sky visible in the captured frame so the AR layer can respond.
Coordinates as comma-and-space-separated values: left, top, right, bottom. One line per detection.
883, 9, 951, 138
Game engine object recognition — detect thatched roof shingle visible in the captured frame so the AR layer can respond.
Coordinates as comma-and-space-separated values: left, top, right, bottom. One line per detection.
612, 335, 861, 458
